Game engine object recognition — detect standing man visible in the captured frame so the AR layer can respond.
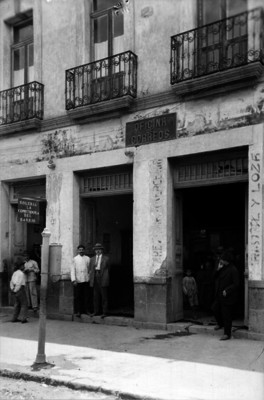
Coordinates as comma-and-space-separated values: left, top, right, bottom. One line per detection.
10, 261, 28, 323
212, 250, 239, 340
23, 251, 40, 312
89, 243, 110, 318
71, 244, 91, 317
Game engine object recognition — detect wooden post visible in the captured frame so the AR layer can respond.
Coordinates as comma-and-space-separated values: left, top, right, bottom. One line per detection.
34, 228, 51, 364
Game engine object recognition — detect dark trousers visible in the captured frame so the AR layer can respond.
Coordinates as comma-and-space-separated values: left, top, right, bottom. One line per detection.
74, 282, 92, 314
212, 300, 233, 337
12, 287, 28, 321
93, 274, 108, 315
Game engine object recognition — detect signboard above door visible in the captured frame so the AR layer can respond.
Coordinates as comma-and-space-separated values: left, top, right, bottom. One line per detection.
126, 113, 176, 147
17, 198, 40, 224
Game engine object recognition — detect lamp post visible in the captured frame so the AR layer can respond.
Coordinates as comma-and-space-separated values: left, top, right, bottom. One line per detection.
34, 228, 51, 365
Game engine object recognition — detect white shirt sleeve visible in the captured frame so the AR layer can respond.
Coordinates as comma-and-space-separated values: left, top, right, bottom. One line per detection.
71, 258, 76, 282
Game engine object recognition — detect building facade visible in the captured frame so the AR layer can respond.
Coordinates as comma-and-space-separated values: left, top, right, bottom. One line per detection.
0, 0, 264, 335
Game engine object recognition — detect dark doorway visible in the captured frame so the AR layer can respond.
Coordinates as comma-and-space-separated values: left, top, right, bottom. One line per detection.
181, 183, 246, 320
82, 194, 134, 317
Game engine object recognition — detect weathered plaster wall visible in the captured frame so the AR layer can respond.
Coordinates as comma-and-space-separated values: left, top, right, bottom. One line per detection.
135, 0, 194, 97
42, 0, 78, 118
0, 183, 10, 273
1, 74, 264, 168
133, 156, 169, 279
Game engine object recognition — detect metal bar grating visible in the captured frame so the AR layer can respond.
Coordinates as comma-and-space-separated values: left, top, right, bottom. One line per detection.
176, 156, 248, 184
81, 171, 133, 194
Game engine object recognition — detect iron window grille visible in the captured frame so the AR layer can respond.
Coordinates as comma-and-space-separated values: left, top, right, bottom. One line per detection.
174, 156, 248, 185
81, 171, 133, 195
170, 7, 264, 84
65, 51, 137, 110
0, 81, 44, 125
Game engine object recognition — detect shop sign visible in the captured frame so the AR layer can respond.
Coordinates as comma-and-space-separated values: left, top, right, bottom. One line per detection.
18, 198, 40, 223
126, 113, 176, 147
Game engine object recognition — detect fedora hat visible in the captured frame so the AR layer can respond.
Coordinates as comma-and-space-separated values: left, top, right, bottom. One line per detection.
93, 243, 104, 250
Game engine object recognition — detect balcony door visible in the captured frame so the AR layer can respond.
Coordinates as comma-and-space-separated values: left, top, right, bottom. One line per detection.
90, 0, 125, 101
91, 0, 124, 61
9, 20, 34, 121
12, 20, 34, 87
197, 0, 248, 74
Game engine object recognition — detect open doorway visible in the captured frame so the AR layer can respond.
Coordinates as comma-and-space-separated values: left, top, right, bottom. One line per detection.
181, 183, 246, 323
81, 194, 134, 317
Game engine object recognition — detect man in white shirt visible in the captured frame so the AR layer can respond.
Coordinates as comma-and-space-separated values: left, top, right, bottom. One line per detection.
10, 262, 28, 323
71, 244, 91, 317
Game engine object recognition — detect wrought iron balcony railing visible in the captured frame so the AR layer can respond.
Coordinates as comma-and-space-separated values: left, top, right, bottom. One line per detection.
65, 51, 137, 110
0, 81, 44, 126
171, 7, 264, 84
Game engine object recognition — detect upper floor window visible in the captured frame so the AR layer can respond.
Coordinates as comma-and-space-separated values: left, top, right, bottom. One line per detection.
12, 19, 34, 87
91, 0, 124, 60
198, 0, 247, 25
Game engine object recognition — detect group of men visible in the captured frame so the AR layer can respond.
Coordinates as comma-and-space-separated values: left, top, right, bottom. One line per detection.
71, 243, 110, 318
10, 241, 239, 341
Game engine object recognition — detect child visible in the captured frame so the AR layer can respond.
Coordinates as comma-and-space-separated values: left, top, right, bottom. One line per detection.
182, 269, 199, 318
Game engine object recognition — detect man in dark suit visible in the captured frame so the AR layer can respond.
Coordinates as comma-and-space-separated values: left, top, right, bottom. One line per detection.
212, 250, 239, 340
89, 243, 110, 318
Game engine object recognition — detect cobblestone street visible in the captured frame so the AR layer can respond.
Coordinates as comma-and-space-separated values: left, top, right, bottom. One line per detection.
0, 376, 119, 400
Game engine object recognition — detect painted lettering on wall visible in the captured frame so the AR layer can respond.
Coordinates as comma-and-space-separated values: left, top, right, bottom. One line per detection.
150, 159, 164, 265
126, 113, 176, 147
249, 151, 262, 279
18, 198, 40, 224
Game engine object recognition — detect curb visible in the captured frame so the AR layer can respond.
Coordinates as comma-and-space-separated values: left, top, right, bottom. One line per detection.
0, 368, 155, 400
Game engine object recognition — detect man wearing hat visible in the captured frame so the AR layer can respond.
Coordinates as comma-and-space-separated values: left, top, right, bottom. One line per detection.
212, 249, 239, 340
89, 243, 110, 318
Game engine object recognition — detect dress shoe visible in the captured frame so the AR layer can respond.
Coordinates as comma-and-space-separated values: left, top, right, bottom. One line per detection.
11, 319, 21, 323
220, 334, 230, 340
21, 320, 28, 324
214, 325, 223, 331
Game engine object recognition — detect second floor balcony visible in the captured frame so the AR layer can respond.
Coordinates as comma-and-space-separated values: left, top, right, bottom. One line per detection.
0, 81, 44, 130
170, 8, 264, 92
65, 51, 137, 120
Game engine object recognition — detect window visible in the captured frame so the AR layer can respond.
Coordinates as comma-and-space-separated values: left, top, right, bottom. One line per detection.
198, 0, 247, 25
91, 0, 124, 60
197, 0, 248, 73
12, 20, 34, 87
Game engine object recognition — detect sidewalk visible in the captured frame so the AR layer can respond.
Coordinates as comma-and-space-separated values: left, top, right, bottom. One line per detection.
0, 310, 264, 400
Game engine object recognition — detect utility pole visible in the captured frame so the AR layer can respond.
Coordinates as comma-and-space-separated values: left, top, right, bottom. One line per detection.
34, 228, 51, 365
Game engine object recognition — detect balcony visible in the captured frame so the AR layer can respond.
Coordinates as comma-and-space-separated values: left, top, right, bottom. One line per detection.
0, 81, 44, 133
170, 8, 264, 96
65, 51, 137, 121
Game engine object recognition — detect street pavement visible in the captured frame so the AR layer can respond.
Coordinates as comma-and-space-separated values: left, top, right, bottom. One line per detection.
0, 310, 263, 400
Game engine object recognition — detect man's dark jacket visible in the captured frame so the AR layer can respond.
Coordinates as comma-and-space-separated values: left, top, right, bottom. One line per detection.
214, 263, 239, 305
89, 255, 110, 287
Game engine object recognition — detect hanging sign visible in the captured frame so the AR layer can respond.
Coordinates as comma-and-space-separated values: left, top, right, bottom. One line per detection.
18, 198, 40, 224
126, 113, 176, 147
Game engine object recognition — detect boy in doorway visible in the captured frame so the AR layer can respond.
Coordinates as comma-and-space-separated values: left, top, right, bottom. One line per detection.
182, 269, 199, 319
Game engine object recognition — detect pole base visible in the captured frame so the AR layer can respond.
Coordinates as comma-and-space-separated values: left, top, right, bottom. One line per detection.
31, 361, 54, 371
34, 353, 46, 364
